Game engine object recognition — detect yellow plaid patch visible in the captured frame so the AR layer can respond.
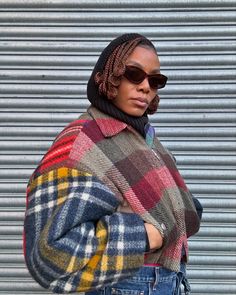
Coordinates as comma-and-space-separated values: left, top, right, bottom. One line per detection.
116, 255, 124, 270
78, 220, 108, 291
29, 167, 92, 193
100, 255, 108, 272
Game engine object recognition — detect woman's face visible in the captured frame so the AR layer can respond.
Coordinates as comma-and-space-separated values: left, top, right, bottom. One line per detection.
112, 45, 161, 117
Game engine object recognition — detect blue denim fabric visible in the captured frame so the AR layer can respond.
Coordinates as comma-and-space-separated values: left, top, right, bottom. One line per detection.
86, 264, 191, 295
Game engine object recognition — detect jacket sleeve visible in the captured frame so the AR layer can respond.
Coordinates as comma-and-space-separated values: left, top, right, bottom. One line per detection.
24, 167, 146, 293
191, 195, 203, 221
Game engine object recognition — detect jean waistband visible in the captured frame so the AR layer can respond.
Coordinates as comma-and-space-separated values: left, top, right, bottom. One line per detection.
130, 263, 186, 283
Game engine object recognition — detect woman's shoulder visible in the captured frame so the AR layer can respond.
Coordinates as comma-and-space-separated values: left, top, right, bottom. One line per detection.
54, 111, 92, 142
29, 111, 94, 179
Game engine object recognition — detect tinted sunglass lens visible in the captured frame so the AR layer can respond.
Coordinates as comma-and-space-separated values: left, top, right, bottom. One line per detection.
125, 66, 167, 89
134, 68, 146, 83
159, 75, 167, 89
126, 67, 145, 84
148, 77, 159, 89
150, 75, 167, 89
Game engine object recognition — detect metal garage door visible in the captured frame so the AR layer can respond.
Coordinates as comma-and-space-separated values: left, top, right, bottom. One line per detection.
0, 0, 235, 294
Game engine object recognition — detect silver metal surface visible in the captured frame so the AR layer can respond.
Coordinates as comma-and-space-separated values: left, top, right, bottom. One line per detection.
0, 1, 235, 294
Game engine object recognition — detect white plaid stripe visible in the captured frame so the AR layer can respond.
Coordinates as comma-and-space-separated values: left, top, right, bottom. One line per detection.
26, 199, 57, 216
48, 184, 55, 195
63, 282, 73, 292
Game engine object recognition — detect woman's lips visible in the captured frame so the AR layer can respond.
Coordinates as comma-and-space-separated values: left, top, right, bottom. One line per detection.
130, 97, 149, 108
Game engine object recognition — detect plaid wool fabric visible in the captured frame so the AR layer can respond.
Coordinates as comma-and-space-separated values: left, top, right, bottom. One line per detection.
24, 106, 200, 293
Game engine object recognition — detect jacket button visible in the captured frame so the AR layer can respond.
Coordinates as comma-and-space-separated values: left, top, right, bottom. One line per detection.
161, 223, 166, 230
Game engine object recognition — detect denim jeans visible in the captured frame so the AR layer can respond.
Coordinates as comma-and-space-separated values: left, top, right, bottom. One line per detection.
87, 264, 191, 295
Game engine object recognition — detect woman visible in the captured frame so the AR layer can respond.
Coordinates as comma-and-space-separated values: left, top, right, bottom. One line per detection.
24, 33, 202, 294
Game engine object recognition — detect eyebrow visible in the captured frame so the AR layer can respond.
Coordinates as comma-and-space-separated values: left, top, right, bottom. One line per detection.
126, 60, 161, 74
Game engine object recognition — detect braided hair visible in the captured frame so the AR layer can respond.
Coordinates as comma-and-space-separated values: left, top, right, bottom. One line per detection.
94, 37, 160, 115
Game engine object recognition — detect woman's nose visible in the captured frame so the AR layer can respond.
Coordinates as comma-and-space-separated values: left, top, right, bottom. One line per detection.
138, 77, 151, 92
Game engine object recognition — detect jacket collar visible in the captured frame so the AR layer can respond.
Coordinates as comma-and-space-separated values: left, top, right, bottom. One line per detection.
87, 106, 128, 137
87, 106, 155, 147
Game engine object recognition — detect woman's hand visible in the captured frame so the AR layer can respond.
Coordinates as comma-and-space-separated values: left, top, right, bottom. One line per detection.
144, 223, 163, 250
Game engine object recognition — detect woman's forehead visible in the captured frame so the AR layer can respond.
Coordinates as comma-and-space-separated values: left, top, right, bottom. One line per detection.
125, 46, 160, 71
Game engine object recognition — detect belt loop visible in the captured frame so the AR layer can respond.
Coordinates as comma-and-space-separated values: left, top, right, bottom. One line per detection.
152, 267, 159, 290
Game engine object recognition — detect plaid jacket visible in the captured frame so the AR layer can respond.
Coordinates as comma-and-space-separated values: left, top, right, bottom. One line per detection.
24, 106, 200, 293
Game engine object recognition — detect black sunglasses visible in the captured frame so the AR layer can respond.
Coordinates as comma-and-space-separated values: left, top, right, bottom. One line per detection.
123, 65, 168, 90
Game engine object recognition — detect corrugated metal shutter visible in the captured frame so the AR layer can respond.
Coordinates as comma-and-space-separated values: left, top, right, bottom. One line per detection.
0, 0, 235, 294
